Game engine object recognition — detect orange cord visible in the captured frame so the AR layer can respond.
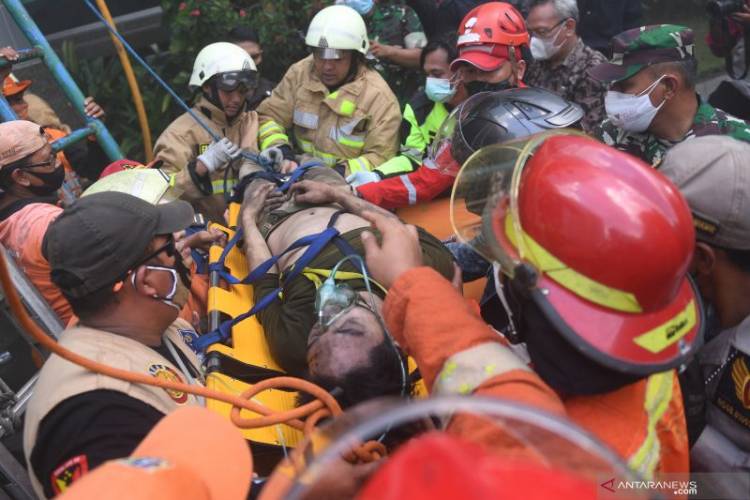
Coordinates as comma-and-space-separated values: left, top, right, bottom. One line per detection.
0, 250, 386, 497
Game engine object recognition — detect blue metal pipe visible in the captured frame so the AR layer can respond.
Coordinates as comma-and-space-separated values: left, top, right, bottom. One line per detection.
1, 0, 123, 161
0, 96, 18, 122
50, 124, 97, 153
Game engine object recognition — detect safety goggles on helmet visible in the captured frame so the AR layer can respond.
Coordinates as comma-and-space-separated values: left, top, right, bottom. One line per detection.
310, 47, 346, 60
215, 70, 257, 92
451, 130, 703, 374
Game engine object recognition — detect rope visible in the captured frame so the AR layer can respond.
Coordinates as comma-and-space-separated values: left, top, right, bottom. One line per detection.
81, 0, 271, 170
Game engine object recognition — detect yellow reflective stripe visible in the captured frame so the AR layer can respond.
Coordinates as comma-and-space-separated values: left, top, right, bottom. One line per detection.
169, 174, 177, 187
301, 267, 388, 295
627, 371, 673, 479
259, 121, 283, 137
347, 157, 370, 174
210, 178, 236, 194
375, 155, 416, 177
505, 214, 642, 313
327, 90, 340, 101
296, 139, 339, 166
633, 300, 696, 353
339, 100, 356, 117
339, 136, 365, 148
260, 133, 289, 150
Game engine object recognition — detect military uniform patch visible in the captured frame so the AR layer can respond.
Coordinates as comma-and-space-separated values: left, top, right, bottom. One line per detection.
148, 363, 188, 404
713, 349, 750, 429
51, 454, 89, 495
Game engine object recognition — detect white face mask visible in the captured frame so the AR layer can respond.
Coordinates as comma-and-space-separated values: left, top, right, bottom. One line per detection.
604, 75, 667, 133
529, 23, 565, 61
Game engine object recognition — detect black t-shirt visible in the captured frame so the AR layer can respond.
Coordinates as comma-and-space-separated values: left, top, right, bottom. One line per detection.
30, 341, 199, 497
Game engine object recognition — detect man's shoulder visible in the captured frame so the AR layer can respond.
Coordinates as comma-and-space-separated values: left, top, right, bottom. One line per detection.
700, 103, 750, 143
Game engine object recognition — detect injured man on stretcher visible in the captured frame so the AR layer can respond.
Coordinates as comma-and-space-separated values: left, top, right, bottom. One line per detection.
236, 163, 455, 407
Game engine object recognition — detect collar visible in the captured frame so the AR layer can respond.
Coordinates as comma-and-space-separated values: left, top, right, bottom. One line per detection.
559, 38, 585, 68
194, 95, 236, 127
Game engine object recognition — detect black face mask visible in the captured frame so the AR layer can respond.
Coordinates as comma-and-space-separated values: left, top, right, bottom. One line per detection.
26, 164, 65, 196
466, 78, 513, 95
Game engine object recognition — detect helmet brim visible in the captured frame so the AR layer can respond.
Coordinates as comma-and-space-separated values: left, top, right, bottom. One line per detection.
451, 52, 508, 72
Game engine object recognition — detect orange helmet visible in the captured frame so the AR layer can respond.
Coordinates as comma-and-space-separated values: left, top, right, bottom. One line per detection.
451, 2, 530, 72
2, 76, 31, 97
452, 131, 703, 373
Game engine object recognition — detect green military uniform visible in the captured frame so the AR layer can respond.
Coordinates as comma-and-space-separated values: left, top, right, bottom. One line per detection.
374, 91, 449, 178
589, 25, 750, 166
368, 1, 426, 104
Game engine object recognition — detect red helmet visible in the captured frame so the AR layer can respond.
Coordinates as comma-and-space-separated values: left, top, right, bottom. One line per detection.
451, 2, 530, 72
452, 132, 703, 373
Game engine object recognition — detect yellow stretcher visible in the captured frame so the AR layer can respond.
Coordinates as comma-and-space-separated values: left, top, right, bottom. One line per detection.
203, 200, 460, 456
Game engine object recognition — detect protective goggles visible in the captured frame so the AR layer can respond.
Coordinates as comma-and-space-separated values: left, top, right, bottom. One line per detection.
310, 47, 346, 60
215, 70, 258, 92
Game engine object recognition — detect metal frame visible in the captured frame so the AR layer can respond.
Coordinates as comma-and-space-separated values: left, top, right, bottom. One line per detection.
0, 0, 123, 161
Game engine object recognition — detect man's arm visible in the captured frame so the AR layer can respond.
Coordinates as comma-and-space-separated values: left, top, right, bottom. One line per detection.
289, 180, 398, 220
239, 182, 278, 273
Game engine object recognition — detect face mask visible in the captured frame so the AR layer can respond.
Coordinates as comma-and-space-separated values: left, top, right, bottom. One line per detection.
604, 76, 666, 133
425, 77, 457, 103
134, 265, 190, 312
530, 24, 565, 61
466, 78, 512, 96
26, 164, 65, 196
339, 0, 373, 15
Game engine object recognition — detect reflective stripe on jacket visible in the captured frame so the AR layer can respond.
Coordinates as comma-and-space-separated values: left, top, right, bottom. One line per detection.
257, 55, 401, 175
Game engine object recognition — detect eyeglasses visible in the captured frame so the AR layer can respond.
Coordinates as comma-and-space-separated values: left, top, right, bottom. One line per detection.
528, 18, 567, 38
20, 152, 58, 170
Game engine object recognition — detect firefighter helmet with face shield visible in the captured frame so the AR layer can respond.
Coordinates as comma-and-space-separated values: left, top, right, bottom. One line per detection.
451, 131, 703, 374
189, 42, 257, 90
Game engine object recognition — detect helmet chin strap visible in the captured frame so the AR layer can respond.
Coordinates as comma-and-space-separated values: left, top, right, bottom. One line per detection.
203, 79, 225, 113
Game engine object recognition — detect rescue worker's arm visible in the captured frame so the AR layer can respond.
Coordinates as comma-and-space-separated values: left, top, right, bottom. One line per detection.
370, 41, 422, 69
369, 103, 425, 179
356, 162, 455, 209
361, 212, 565, 416
31, 390, 164, 498
345, 94, 402, 175
256, 66, 296, 151
154, 124, 211, 201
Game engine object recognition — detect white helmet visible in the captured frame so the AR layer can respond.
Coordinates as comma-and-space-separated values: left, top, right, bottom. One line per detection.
189, 42, 257, 90
305, 5, 369, 56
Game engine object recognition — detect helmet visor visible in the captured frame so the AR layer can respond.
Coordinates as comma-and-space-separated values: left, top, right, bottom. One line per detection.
311, 47, 346, 60
215, 70, 257, 92
450, 129, 586, 278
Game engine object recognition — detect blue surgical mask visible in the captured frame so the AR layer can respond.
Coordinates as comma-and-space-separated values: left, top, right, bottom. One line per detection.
425, 77, 457, 103
338, 0, 374, 16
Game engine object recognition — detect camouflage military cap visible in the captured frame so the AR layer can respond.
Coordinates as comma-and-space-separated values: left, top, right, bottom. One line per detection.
588, 25, 695, 84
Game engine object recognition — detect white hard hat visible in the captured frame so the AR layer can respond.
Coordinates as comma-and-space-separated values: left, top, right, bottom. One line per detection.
189, 42, 257, 89
305, 5, 369, 55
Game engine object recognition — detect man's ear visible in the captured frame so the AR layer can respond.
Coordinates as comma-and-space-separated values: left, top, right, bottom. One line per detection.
133, 266, 159, 297
692, 242, 716, 278
661, 73, 680, 99
564, 18, 577, 38
515, 59, 527, 83
10, 168, 31, 187
201, 83, 213, 98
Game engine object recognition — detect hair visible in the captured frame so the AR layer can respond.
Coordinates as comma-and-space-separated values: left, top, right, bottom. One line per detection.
419, 34, 458, 70
649, 59, 698, 89
724, 247, 750, 274
227, 25, 260, 45
302, 340, 411, 410
529, 0, 579, 22
0, 155, 31, 190
62, 283, 120, 320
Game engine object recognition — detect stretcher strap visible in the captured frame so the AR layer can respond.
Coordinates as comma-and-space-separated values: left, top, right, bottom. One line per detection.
192, 225, 344, 353
230, 161, 323, 204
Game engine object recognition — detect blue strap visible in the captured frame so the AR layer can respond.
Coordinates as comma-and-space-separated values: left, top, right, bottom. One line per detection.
193, 226, 342, 353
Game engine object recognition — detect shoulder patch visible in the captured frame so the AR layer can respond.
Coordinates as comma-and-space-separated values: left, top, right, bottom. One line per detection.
714, 349, 750, 429
51, 454, 89, 495
148, 363, 188, 404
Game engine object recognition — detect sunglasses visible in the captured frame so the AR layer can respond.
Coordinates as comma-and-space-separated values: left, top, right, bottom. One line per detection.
131, 237, 192, 288
20, 152, 59, 170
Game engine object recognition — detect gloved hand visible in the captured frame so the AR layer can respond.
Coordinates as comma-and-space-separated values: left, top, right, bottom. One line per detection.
346, 170, 381, 187
197, 138, 242, 174
259, 146, 285, 170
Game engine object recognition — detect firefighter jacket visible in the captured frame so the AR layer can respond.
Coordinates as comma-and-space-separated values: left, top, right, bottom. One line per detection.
23, 319, 203, 498
384, 267, 690, 479
154, 96, 260, 222
256, 55, 401, 175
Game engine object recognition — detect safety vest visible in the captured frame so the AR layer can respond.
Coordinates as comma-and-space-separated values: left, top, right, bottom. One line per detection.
257, 55, 401, 175
23, 319, 203, 498
375, 93, 449, 178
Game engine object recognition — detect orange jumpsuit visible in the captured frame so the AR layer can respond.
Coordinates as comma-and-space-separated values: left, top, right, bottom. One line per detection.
384, 267, 689, 478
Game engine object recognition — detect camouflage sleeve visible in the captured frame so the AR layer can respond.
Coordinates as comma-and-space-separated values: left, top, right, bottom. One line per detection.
402, 5, 424, 36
